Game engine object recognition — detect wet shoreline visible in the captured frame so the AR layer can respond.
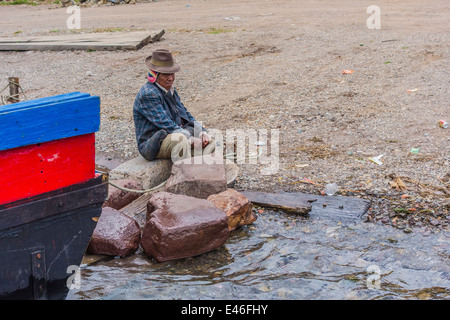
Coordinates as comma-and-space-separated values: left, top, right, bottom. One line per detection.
68, 204, 450, 300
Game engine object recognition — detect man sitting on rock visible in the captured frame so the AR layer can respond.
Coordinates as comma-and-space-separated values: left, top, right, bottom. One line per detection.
133, 49, 215, 162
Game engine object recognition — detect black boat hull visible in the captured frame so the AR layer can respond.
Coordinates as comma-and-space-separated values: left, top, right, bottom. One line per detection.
0, 174, 108, 300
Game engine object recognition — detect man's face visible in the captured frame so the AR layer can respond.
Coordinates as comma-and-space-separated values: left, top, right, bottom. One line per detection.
157, 73, 175, 90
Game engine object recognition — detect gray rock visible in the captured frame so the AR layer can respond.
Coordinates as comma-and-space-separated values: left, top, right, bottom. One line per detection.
109, 156, 172, 190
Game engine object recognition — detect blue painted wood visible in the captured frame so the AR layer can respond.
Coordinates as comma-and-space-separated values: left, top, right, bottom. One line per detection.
1, 92, 90, 113
0, 95, 100, 151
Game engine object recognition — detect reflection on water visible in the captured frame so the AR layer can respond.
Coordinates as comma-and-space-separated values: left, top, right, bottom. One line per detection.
67, 209, 450, 300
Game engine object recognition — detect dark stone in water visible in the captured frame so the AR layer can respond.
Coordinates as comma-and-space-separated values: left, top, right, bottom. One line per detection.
87, 207, 141, 257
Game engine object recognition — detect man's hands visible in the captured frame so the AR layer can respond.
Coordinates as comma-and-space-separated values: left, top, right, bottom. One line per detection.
191, 137, 203, 149
201, 132, 210, 148
191, 133, 210, 149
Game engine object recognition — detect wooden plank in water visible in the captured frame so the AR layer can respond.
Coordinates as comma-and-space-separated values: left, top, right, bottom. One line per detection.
240, 190, 371, 223
0, 30, 164, 51
306, 193, 371, 223
81, 254, 112, 266
240, 190, 314, 215
120, 190, 161, 228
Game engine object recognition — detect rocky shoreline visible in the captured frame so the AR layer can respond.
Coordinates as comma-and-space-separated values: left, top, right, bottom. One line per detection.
95, 151, 449, 237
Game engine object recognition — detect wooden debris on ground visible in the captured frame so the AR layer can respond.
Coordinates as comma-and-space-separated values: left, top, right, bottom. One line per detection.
0, 30, 164, 51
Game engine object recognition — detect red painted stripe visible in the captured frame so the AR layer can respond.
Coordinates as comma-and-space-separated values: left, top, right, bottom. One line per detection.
0, 133, 95, 205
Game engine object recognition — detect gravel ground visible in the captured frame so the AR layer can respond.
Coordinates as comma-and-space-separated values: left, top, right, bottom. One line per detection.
0, 0, 449, 232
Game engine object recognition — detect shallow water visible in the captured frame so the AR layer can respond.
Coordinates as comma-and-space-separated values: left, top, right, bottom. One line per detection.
67, 209, 449, 300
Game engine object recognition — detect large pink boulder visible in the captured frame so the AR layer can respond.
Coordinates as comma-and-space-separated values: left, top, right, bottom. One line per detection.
141, 192, 229, 262
87, 207, 141, 257
163, 154, 227, 199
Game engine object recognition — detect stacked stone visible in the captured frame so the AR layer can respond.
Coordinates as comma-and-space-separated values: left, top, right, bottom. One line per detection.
87, 154, 256, 262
